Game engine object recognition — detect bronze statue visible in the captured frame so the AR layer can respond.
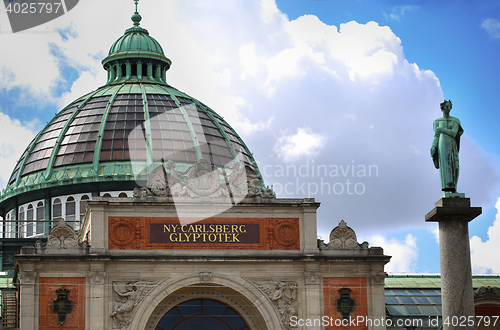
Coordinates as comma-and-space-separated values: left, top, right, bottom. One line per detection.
431, 100, 463, 193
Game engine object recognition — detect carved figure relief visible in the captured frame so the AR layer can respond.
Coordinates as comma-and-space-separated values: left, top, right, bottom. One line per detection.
133, 159, 274, 199
111, 280, 157, 329
251, 280, 298, 329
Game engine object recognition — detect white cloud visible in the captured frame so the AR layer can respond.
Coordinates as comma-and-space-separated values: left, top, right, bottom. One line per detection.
481, 18, 500, 39
273, 128, 327, 162
366, 234, 418, 273
0, 112, 37, 189
470, 196, 500, 273
430, 223, 439, 244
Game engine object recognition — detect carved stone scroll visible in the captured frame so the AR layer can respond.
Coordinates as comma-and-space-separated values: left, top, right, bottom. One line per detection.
318, 220, 369, 250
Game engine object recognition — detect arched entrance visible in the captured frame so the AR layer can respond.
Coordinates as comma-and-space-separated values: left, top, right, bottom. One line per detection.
155, 299, 249, 330
135, 275, 282, 330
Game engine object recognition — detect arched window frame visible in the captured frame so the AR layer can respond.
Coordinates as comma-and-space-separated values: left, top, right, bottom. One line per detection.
36, 201, 44, 235
26, 204, 34, 237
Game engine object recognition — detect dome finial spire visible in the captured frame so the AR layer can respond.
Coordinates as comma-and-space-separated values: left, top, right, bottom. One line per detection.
131, 0, 142, 26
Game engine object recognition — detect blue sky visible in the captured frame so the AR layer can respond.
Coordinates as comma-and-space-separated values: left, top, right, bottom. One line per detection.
0, 0, 499, 274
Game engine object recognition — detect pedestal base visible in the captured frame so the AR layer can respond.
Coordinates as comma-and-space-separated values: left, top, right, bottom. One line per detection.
426, 198, 481, 330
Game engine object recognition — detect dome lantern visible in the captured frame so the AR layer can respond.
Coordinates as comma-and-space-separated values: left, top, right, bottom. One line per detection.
102, 0, 171, 85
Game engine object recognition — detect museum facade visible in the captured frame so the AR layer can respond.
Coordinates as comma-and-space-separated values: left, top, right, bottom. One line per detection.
0, 5, 390, 330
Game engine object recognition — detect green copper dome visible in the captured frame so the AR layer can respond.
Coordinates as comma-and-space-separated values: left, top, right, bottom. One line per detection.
0, 6, 262, 216
107, 26, 165, 58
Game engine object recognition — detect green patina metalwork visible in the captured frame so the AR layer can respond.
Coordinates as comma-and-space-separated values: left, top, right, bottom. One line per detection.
140, 83, 154, 167
431, 100, 463, 194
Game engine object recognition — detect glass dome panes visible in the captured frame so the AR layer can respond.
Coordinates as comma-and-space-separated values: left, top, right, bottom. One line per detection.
178, 97, 253, 168
101, 94, 145, 161
54, 96, 110, 167
148, 95, 194, 162
20, 101, 83, 176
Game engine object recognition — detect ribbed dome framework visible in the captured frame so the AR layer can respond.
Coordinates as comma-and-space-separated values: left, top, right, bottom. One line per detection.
0, 8, 262, 214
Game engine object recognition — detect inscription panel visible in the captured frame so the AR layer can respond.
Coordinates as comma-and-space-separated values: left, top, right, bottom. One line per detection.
108, 217, 300, 250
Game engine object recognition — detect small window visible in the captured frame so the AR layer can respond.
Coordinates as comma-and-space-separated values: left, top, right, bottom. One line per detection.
118, 192, 127, 198
131, 63, 137, 76
26, 205, 34, 237
102, 193, 112, 197
66, 196, 76, 229
36, 202, 44, 235
18, 206, 25, 237
53, 198, 62, 227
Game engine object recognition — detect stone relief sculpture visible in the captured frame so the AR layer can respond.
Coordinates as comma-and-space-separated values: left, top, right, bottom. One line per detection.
318, 220, 369, 250
29, 218, 88, 254
111, 280, 157, 329
45, 219, 79, 249
430, 100, 464, 193
251, 280, 298, 329
133, 159, 274, 199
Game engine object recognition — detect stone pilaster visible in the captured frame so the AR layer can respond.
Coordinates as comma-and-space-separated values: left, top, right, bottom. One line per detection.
18, 270, 37, 330
303, 203, 319, 254
368, 271, 387, 330
426, 197, 481, 330
88, 269, 107, 330
89, 202, 107, 254
304, 264, 322, 330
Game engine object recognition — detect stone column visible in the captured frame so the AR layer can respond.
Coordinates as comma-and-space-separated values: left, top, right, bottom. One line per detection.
88, 269, 107, 330
426, 197, 481, 330
304, 267, 322, 330
18, 270, 37, 330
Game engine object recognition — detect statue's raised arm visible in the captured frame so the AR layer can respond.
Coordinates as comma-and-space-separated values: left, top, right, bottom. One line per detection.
430, 100, 464, 193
